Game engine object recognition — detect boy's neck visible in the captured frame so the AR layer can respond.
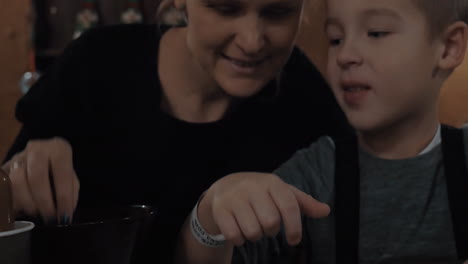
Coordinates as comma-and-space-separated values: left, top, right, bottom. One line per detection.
357, 113, 440, 160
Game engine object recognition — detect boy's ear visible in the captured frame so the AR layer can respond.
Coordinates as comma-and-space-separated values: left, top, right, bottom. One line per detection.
438, 21, 468, 70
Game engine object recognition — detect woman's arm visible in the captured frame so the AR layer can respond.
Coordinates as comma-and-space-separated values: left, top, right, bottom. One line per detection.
175, 172, 330, 264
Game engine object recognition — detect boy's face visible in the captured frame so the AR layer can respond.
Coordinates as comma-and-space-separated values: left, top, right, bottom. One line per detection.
326, 0, 443, 133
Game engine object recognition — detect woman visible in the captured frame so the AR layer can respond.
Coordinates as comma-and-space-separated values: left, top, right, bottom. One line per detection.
2, 0, 349, 262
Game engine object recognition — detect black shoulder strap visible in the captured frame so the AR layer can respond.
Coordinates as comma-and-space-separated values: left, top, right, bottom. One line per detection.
441, 124, 468, 260
334, 126, 468, 262
334, 134, 360, 264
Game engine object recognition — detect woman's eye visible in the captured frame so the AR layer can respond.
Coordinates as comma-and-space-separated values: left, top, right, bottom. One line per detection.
368, 31, 390, 38
262, 7, 295, 19
207, 4, 241, 16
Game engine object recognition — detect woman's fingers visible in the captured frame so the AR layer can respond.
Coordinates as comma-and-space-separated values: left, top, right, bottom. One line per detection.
5, 138, 79, 225
8, 156, 38, 216
215, 197, 278, 246
250, 191, 282, 238
269, 183, 303, 246
215, 208, 244, 246
25, 144, 56, 223
268, 184, 330, 246
207, 173, 330, 247
72, 172, 80, 217
232, 200, 263, 242
49, 138, 77, 224
291, 186, 330, 219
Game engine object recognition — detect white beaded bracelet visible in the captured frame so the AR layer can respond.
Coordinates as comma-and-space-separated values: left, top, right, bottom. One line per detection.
190, 197, 226, 248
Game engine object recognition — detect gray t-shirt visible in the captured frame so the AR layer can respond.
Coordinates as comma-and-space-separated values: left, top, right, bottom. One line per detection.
235, 127, 468, 264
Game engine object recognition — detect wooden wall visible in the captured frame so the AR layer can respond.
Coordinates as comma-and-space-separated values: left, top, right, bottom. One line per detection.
297, 0, 328, 75
0, 0, 31, 161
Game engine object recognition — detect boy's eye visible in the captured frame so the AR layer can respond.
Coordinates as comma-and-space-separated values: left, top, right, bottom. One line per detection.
367, 31, 390, 38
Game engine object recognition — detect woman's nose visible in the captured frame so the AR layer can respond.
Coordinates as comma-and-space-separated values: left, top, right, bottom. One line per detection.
235, 16, 267, 56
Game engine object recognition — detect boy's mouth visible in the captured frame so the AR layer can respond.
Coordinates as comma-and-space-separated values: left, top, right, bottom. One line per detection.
340, 80, 371, 106
340, 79, 371, 91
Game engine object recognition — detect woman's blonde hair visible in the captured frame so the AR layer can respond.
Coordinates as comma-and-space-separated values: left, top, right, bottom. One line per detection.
156, 0, 313, 26
156, 0, 187, 26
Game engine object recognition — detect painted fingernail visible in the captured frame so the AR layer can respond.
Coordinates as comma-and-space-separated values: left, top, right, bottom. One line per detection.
60, 214, 70, 225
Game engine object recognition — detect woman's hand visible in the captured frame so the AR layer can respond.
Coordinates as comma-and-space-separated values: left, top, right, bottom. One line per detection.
197, 172, 330, 247
2, 137, 79, 224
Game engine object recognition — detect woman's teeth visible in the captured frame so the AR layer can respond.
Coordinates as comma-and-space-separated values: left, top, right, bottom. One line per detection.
223, 54, 264, 67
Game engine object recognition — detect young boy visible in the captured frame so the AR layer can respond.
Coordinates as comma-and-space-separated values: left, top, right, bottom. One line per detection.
176, 0, 468, 263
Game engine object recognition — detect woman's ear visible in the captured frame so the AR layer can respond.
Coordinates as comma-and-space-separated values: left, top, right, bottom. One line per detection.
438, 21, 468, 71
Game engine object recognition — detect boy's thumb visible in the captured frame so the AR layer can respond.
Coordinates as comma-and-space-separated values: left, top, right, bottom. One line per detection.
291, 186, 330, 219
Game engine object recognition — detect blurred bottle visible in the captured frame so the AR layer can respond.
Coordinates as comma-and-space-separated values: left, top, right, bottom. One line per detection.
73, 0, 99, 39
121, 0, 144, 24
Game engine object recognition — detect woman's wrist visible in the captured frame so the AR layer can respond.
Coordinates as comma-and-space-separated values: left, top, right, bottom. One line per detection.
197, 191, 221, 235
189, 190, 226, 248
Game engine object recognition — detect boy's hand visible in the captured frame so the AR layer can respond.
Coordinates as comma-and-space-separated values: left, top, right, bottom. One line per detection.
198, 172, 330, 247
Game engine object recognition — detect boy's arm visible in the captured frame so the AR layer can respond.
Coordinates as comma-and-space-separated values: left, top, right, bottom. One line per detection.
174, 172, 330, 264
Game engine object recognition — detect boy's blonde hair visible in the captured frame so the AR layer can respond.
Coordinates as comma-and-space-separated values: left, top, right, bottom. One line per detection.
414, 0, 468, 38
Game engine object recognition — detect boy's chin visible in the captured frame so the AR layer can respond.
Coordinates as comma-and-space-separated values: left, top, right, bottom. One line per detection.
347, 117, 385, 136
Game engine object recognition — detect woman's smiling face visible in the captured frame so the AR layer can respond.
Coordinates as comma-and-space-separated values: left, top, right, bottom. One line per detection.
180, 0, 305, 98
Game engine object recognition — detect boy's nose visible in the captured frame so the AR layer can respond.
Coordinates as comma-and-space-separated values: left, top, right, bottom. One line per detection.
336, 42, 363, 69
235, 17, 267, 56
